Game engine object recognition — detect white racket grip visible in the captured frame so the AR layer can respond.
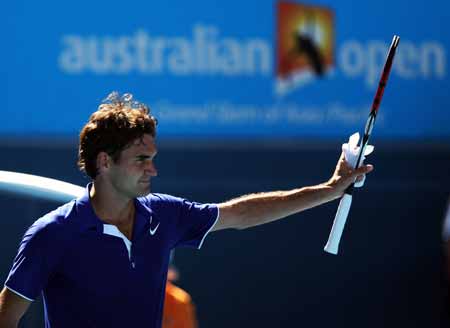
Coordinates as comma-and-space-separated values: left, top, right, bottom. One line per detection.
324, 193, 353, 255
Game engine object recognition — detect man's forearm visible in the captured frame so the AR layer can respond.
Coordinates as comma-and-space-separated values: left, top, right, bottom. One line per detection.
214, 152, 373, 231
0, 288, 30, 328
217, 183, 339, 230
0, 316, 17, 328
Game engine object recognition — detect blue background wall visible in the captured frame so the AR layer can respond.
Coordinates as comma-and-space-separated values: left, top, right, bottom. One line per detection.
2, 0, 450, 327
3, 0, 450, 140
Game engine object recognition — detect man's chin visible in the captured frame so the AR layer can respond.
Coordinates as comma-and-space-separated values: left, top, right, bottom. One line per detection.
136, 184, 151, 196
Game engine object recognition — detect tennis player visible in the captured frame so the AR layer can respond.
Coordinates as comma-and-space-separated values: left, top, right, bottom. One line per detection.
0, 92, 372, 328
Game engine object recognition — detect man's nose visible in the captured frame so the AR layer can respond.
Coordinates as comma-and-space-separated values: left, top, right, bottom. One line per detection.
146, 161, 158, 177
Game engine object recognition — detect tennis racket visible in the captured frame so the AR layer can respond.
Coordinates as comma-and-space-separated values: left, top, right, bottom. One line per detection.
324, 35, 400, 255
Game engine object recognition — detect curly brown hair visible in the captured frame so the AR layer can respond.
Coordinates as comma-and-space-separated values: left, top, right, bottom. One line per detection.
78, 92, 157, 179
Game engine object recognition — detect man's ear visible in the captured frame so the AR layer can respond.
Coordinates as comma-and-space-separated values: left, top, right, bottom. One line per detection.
96, 151, 111, 175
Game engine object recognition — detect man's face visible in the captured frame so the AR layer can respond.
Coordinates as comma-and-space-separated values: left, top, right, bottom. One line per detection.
107, 134, 158, 199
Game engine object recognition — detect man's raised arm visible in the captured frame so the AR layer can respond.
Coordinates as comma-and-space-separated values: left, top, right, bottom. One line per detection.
213, 153, 373, 231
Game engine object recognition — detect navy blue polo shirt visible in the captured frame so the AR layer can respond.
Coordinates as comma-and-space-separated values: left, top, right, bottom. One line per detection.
4, 185, 219, 328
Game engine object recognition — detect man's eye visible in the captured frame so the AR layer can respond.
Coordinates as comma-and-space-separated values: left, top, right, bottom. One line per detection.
137, 157, 153, 163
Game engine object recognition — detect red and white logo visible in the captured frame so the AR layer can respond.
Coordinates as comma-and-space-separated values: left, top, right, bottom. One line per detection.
276, 1, 335, 96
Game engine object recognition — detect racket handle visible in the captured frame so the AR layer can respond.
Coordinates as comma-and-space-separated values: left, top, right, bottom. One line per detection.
324, 193, 352, 255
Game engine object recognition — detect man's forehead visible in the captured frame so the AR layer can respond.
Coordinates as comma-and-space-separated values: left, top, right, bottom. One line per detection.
131, 135, 157, 151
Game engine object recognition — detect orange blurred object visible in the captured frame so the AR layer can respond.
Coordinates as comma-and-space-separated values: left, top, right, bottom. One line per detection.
162, 281, 198, 328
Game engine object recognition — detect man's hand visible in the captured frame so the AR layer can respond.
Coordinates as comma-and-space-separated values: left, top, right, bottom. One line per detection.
326, 152, 374, 199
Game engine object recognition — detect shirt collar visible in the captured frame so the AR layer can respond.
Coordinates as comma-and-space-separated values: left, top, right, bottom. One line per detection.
75, 183, 153, 238
75, 183, 103, 232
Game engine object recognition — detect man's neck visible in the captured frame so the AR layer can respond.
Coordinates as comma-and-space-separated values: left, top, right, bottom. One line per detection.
89, 181, 135, 228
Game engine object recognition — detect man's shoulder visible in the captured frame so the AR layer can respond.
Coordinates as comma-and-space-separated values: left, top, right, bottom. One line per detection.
29, 201, 78, 237
14, 201, 78, 271
138, 193, 184, 208
136, 194, 188, 220
143, 193, 183, 202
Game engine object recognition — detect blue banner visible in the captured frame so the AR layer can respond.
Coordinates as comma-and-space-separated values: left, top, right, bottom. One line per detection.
2, 0, 449, 140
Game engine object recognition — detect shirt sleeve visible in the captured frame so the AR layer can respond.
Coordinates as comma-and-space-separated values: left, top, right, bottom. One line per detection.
4, 219, 65, 301
151, 194, 219, 249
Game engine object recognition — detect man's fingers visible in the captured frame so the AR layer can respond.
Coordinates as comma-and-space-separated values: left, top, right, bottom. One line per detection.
354, 164, 373, 176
